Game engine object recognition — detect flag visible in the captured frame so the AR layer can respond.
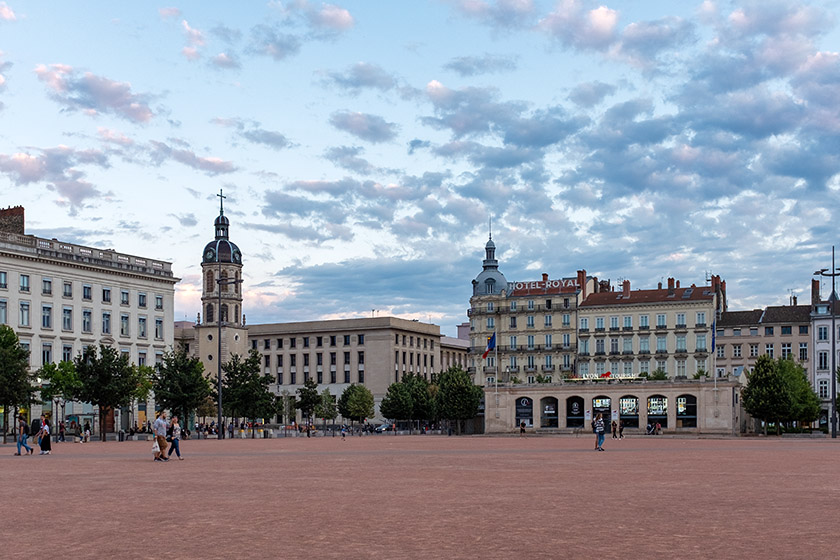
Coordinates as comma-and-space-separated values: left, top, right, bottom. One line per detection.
482, 333, 496, 359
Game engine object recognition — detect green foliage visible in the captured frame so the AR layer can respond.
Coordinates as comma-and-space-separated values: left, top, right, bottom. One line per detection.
510, 376, 522, 384
74, 344, 146, 441
338, 383, 374, 424
650, 369, 668, 380
152, 346, 210, 426
692, 369, 709, 380
219, 350, 277, 425
314, 388, 338, 421
434, 366, 483, 433
279, 389, 295, 425
38, 360, 81, 402
295, 376, 321, 422
197, 395, 217, 421
380, 381, 412, 421
535, 374, 551, 383
0, 325, 34, 439
742, 355, 819, 434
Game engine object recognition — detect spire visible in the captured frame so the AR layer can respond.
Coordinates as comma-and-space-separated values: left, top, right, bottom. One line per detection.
218, 188, 225, 216
489, 216, 492, 241
214, 188, 230, 240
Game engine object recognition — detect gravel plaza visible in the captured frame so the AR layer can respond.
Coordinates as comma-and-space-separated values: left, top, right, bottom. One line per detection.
1, 434, 837, 559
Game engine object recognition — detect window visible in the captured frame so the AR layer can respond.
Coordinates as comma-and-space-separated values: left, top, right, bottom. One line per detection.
264, 339, 271, 350
656, 336, 667, 352
290, 338, 297, 349
595, 317, 605, 330
102, 288, 111, 303
716, 345, 724, 358
487, 302, 494, 312
765, 343, 774, 358
733, 328, 741, 336
639, 337, 649, 353
486, 317, 495, 329
510, 301, 517, 311
764, 326, 774, 336
138, 293, 147, 308
0, 271, 6, 288
623, 361, 633, 375
800, 343, 808, 361
610, 316, 619, 330
545, 334, 552, 349
19, 302, 30, 326
656, 314, 666, 328
510, 316, 517, 328
120, 314, 129, 336
527, 335, 535, 350
544, 355, 552, 368
696, 312, 706, 326
42, 305, 52, 328
303, 354, 310, 367
155, 295, 163, 310
83, 285, 92, 300
344, 370, 350, 383
344, 335, 351, 345
750, 327, 758, 336
623, 316, 632, 329
749, 343, 759, 357
138, 316, 147, 338
358, 334, 364, 345
781, 343, 792, 359
819, 351, 828, 370
526, 315, 535, 328
155, 318, 163, 339
579, 362, 589, 376
344, 352, 351, 364
580, 339, 589, 354
527, 300, 534, 310
509, 356, 518, 368
623, 337, 632, 353
676, 313, 686, 327
303, 336, 310, 348
580, 317, 589, 330
595, 361, 605, 375
358, 351, 364, 365
562, 333, 570, 347
595, 339, 605, 354
640, 315, 649, 328
676, 360, 686, 377
656, 360, 667, 373
819, 379, 829, 399
82, 309, 92, 332
818, 326, 828, 341
62, 307, 72, 330
544, 315, 552, 327
676, 335, 686, 352
781, 326, 792, 335
0, 299, 6, 324
639, 360, 650, 375
102, 312, 111, 334
42, 278, 52, 295
799, 325, 809, 335
62, 344, 73, 362
696, 334, 707, 352
20, 274, 29, 292
120, 289, 129, 305
610, 338, 619, 353
330, 352, 337, 366
562, 313, 570, 326
63, 282, 72, 297
733, 344, 742, 358
42, 343, 52, 365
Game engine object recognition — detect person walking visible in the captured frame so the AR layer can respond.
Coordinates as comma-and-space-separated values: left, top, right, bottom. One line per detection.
227, 422, 234, 440
167, 416, 183, 460
611, 420, 618, 439
618, 419, 624, 439
594, 413, 606, 451
15, 415, 33, 456
58, 421, 66, 443
38, 415, 52, 455
83, 421, 91, 443
153, 412, 169, 462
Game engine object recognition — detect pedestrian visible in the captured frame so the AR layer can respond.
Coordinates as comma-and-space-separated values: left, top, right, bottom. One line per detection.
594, 413, 605, 451
58, 421, 66, 442
228, 422, 234, 439
341, 425, 347, 440
153, 411, 169, 462
167, 416, 183, 460
38, 415, 52, 455
15, 414, 32, 456
519, 421, 526, 436
611, 420, 618, 439
83, 421, 91, 443
656, 421, 662, 435
618, 419, 624, 439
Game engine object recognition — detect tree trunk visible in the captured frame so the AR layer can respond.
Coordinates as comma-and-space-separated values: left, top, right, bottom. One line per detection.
2, 407, 7, 444
100, 407, 107, 442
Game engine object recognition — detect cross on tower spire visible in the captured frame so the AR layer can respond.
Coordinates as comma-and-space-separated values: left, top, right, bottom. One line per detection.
218, 188, 226, 216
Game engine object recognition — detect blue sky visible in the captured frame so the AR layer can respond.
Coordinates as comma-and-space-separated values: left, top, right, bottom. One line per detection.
1, 1, 839, 335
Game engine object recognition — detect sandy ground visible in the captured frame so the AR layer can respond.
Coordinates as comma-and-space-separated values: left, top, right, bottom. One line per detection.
0, 433, 838, 559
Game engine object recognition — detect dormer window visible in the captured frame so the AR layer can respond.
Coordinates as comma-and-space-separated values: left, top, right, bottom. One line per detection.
485, 279, 495, 294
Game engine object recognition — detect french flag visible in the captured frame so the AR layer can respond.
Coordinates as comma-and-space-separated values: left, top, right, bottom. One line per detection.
482, 333, 496, 359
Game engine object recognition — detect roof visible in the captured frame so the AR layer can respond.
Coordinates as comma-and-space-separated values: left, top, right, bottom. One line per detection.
508, 277, 581, 297
762, 305, 811, 324
580, 286, 715, 308
717, 310, 763, 327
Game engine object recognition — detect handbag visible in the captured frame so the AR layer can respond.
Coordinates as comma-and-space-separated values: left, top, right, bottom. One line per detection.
152, 439, 160, 453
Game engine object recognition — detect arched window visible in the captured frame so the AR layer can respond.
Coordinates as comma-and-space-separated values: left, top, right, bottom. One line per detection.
647, 395, 668, 429
220, 270, 228, 293
676, 394, 697, 428
485, 278, 496, 294
234, 305, 239, 324
566, 396, 584, 428
205, 270, 214, 293
619, 395, 639, 428
205, 303, 214, 324
540, 397, 559, 428
515, 396, 533, 428
220, 304, 228, 323
235, 271, 241, 294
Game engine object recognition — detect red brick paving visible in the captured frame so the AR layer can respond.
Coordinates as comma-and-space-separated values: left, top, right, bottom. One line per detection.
1, 434, 838, 559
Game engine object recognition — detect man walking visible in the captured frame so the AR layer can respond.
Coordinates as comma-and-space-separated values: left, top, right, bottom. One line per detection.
153, 412, 169, 462
15, 414, 32, 455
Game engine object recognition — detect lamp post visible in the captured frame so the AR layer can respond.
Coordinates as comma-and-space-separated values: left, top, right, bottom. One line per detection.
216, 270, 243, 440
815, 245, 839, 439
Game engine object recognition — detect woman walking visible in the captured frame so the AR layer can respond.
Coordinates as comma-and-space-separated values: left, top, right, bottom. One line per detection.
611, 420, 618, 439
594, 413, 605, 451
167, 416, 183, 460
15, 415, 33, 456
38, 415, 52, 455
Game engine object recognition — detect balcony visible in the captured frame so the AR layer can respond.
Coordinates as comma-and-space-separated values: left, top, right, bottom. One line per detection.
695, 322, 707, 328
675, 324, 688, 331
579, 351, 590, 356
579, 328, 589, 333
542, 365, 555, 372
639, 325, 650, 330
622, 350, 634, 355
639, 349, 650, 354
623, 326, 633, 331
609, 350, 620, 355
595, 327, 605, 333
655, 349, 668, 355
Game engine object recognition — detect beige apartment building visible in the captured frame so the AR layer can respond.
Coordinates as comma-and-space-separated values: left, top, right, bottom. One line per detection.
0, 206, 178, 431
468, 236, 596, 385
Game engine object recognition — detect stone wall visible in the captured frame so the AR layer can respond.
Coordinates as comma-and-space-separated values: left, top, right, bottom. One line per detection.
0, 206, 25, 234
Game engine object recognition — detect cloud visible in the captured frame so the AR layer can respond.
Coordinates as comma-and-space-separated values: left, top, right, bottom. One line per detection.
539, 1, 618, 50
169, 213, 198, 227
407, 139, 431, 155
324, 145, 375, 174
211, 25, 243, 44
307, 3, 355, 32
568, 80, 616, 107
181, 19, 205, 61
323, 62, 396, 92
158, 7, 181, 19
0, 52, 11, 95
444, 53, 518, 76
249, 24, 302, 61
330, 111, 398, 143
211, 117, 293, 150
34, 64, 155, 123
448, 0, 536, 29
422, 80, 525, 138
0, 2, 15, 21
210, 52, 241, 69
97, 127, 134, 147
149, 140, 236, 174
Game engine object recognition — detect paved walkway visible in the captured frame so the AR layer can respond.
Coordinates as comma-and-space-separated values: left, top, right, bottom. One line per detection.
1, 436, 837, 559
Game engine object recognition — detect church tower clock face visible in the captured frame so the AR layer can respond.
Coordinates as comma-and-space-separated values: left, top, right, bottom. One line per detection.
205, 248, 216, 261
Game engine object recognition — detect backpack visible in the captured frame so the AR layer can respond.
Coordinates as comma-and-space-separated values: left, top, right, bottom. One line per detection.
591, 420, 596, 433
22, 422, 30, 436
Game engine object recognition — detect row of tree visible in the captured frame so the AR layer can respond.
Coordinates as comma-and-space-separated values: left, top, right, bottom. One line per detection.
741, 355, 822, 434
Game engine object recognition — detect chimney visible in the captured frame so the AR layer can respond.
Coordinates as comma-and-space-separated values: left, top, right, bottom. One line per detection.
676, 280, 680, 288
542, 273, 548, 283
577, 270, 586, 299
658, 282, 662, 290
812, 279, 821, 305
792, 295, 798, 306
0, 206, 25, 235
622, 280, 630, 298
667, 277, 675, 290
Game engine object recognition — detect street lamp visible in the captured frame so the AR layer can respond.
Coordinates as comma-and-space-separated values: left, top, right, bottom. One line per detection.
216, 271, 243, 440
815, 245, 839, 439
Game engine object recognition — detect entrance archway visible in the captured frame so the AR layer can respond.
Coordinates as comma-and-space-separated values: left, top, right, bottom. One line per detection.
592, 395, 611, 424
647, 395, 668, 429
515, 397, 534, 428
619, 395, 639, 428
540, 397, 559, 428
566, 396, 584, 428
677, 394, 697, 428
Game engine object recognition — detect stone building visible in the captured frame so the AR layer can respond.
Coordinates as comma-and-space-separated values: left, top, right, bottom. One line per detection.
0, 206, 177, 431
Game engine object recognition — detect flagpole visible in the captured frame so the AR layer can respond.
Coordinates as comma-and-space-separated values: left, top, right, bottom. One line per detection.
494, 330, 498, 396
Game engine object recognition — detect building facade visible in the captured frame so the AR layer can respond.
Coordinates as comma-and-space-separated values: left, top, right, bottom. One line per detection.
0, 206, 177, 431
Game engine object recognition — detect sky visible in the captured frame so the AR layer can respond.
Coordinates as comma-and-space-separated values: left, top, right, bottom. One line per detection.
1, 1, 840, 336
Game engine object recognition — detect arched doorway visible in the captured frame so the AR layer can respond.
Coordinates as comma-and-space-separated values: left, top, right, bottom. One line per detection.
566, 396, 584, 428
515, 397, 534, 428
619, 395, 639, 428
592, 395, 611, 424
540, 397, 559, 428
677, 394, 697, 428
647, 395, 668, 429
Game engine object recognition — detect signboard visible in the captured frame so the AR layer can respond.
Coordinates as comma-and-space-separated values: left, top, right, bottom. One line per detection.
611, 410, 619, 421
584, 409, 591, 421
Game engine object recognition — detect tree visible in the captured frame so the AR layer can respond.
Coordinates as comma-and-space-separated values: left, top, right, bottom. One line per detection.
295, 377, 321, 426
75, 344, 147, 442
314, 388, 338, 429
741, 355, 815, 435
0, 325, 33, 443
38, 360, 81, 438
219, 350, 276, 437
197, 395, 216, 424
405, 373, 434, 430
780, 358, 820, 427
152, 346, 211, 429
434, 366, 483, 435
338, 383, 374, 425
380, 381, 412, 425
649, 369, 668, 380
